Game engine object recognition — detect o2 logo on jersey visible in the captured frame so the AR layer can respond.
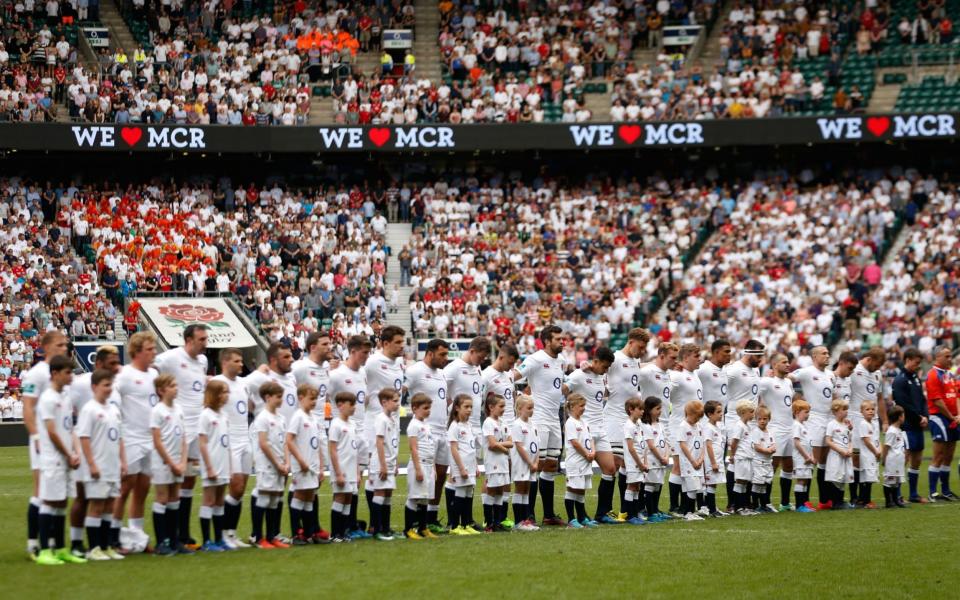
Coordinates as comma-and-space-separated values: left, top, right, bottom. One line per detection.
350, 440, 359, 449
783, 396, 792, 407
149, 393, 159, 407
697, 389, 703, 400
173, 425, 183, 437
107, 427, 120, 442
469, 438, 476, 450
657, 439, 666, 449
553, 377, 562, 390
585, 438, 593, 451
286, 393, 296, 407
319, 384, 328, 398
394, 378, 403, 391
629, 375, 638, 387
504, 388, 513, 399
237, 400, 247, 415
720, 383, 728, 396
472, 381, 481, 395
529, 441, 539, 455
219, 434, 229, 448
595, 391, 604, 404
356, 391, 366, 405
841, 434, 849, 445
693, 440, 701, 450
823, 388, 833, 399
391, 437, 399, 448
62, 416, 72, 430
310, 436, 320, 450
751, 384, 759, 396
192, 381, 203, 392
662, 386, 671, 399
866, 383, 876, 394
438, 388, 446, 400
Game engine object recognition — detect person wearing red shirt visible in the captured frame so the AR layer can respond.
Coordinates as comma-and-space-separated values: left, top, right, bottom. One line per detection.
925, 345, 959, 501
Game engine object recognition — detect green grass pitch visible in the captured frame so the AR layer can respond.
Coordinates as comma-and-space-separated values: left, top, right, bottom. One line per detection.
1, 441, 957, 599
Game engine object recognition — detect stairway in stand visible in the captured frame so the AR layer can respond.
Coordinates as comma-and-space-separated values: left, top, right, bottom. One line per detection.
384, 222, 414, 338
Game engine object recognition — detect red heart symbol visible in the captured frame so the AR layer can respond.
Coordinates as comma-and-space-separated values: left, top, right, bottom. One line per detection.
120, 127, 142, 147
618, 124, 642, 145
368, 128, 391, 147
866, 117, 890, 137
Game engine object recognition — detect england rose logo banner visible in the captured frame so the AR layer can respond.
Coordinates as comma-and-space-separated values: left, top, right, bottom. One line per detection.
139, 298, 258, 348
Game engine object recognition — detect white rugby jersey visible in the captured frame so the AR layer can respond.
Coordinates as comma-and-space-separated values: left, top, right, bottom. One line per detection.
252, 409, 286, 472
509, 419, 539, 467
329, 364, 368, 431
155, 347, 208, 436
565, 368, 607, 428
150, 402, 185, 466
725, 360, 760, 412
749, 427, 774, 466
604, 350, 643, 427
21, 360, 50, 434
643, 421, 669, 468
668, 369, 703, 437
849, 363, 881, 420
759, 376, 794, 432
406, 417, 436, 467
115, 364, 159, 445
69, 372, 121, 415
444, 357, 485, 430
328, 417, 359, 483
791, 420, 813, 466
245, 368, 299, 422
404, 361, 448, 430
517, 350, 565, 424
199, 407, 231, 476
703, 420, 725, 470
370, 412, 399, 474
482, 416, 510, 475
77, 399, 123, 482
676, 420, 704, 476
211, 374, 250, 448
291, 357, 330, 419
482, 365, 516, 422
38, 387, 73, 469
287, 408, 324, 474
448, 421, 477, 475
623, 419, 646, 472
364, 351, 405, 425
832, 371, 852, 405
792, 366, 835, 418
731, 420, 754, 461
563, 416, 593, 477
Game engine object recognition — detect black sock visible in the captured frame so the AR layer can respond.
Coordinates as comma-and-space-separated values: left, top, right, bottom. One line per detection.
213, 511, 224, 543
224, 500, 239, 531
404, 505, 416, 532
780, 476, 792, 505
444, 487, 457, 527
763, 485, 772, 507
87, 522, 100, 549
54, 514, 65, 549
528, 483, 538, 521
707, 493, 716, 513
817, 467, 827, 504
668, 481, 681, 512
596, 476, 614, 519
851, 470, 861, 503
617, 471, 628, 513
312, 497, 321, 533
646, 488, 659, 515
365, 490, 375, 529
637, 487, 646, 515
861, 482, 872, 504
38, 511, 52, 550
725, 471, 735, 508
483, 501, 493, 527
696, 493, 706, 509
884, 486, 894, 505
290, 506, 302, 536
330, 510, 341, 538
251, 500, 263, 540
200, 515, 211, 543
266, 506, 281, 540
382, 501, 392, 532
564, 497, 576, 522
575, 501, 587, 523
655, 486, 664, 513
513, 500, 524, 522
370, 502, 381, 534
28, 502, 39, 543
463, 496, 475, 527
153, 508, 166, 544
179, 494, 193, 542
349, 496, 359, 532
538, 476, 555, 519
417, 504, 427, 532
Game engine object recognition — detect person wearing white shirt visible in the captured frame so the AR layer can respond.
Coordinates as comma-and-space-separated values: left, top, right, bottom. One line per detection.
789, 345, 834, 507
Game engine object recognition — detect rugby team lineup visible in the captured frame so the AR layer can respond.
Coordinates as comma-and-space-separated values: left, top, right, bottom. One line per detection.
22, 320, 949, 564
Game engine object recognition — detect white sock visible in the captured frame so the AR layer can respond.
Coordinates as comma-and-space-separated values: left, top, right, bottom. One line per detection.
129, 517, 144, 530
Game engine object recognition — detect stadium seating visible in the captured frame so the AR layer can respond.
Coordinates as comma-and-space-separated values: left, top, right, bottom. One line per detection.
895, 75, 960, 111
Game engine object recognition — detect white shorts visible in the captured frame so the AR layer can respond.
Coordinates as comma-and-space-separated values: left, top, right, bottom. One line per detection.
431, 428, 450, 466
449, 472, 476, 488
332, 480, 359, 495
860, 465, 878, 483
203, 475, 229, 488
605, 418, 625, 446
85, 479, 120, 499
367, 473, 397, 491
626, 470, 645, 484
734, 457, 753, 482
485, 472, 509, 488
772, 428, 793, 457
566, 474, 593, 490
125, 441, 152, 475
705, 467, 724, 487
40, 466, 71, 502
794, 462, 814, 480
152, 463, 184, 486
590, 426, 612, 453
681, 475, 703, 494
187, 435, 201, 461
407, 462, 435, 500
751, 460, 773, 485
825, 453, 853, 484
257, 467, 286, 493
645, 466, 665, 485
291, 470, 319, 491
807, 414, 829, 447
230, 443, 253, 476
511, 458, 532, 483
472, 425, 484, 463
355, 433, 370, 468
534, 418, 562, 459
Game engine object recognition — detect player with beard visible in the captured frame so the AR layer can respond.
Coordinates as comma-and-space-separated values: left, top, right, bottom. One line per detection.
723, 340, 764, 510
758, 354, 795, 510
638, 343, 679, 514
830, 352, 857, 501
482, 344, 519, 423
668, 344, 704, 515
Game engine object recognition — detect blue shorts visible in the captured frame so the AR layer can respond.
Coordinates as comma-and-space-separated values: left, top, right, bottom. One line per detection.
929, 415, 960, 443
904, 429, 925, 451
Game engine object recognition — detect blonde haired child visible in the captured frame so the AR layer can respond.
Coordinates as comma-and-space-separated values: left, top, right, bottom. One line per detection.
824, 399, 854, 509
509, 395, 540, 531
622, 397, 647, 524
728, 399, 757, 515
563, 394, 596, 528
791, 400, 817, 512
750, 405, 777, 512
